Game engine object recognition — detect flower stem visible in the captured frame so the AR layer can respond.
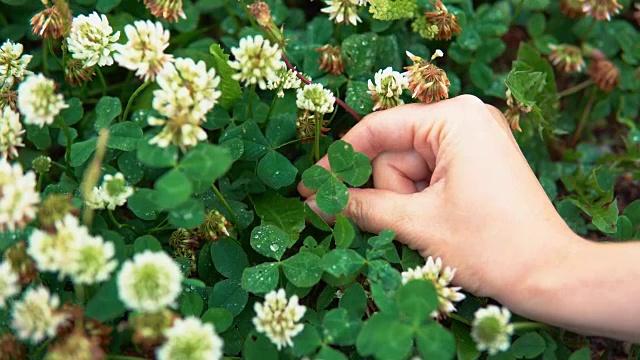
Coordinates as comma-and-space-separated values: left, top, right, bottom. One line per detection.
265, 93, 279, 123
36, 173, 44, 192
558, 79, 593, 98
75, 283, 85, 306
512, 321, 551, 331
33, 337, 54, 358
108, 209, 130, 229
314, 112, 322, 162
42, 40, 50, 77
211, 183, 242, 237
248, 83, 256, 120
121, 80, 151, 122
56, 117, 74, 178
47, 39, 64, 69
281, 54, 362, 122
96, 67, 108, 96
570, 87, 597, 147
449, 313, 472, 326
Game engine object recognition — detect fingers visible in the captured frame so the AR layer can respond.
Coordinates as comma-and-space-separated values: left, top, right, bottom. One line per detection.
372, 151, 432, 193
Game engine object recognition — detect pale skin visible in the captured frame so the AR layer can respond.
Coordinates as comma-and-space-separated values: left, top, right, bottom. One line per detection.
299, 95, 640, 342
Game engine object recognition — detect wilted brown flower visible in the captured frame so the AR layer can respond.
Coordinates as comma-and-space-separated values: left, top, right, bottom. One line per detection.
0, 332, 27, 360
64, 58, 94, 87
560, 0, 587, 18
131, 309, 177, 350
141, 0, 186, 22
3, 241, 37, 286
46, 330, 104, 360
57, 304, 113, 351
504, 89, 532, 132
548, 44, 586, 73
403, 50, 450, 104
248, 2, 286, 48
296, 110, 329, 143
169, 227, 200, 250
582, 0, 623, 21
37, 193, 76, 229
421, 0, 461, 40
0, 89, 17, 111
588, 59, 619, 92
31, 0, 72, 39
316, 45, 344, 75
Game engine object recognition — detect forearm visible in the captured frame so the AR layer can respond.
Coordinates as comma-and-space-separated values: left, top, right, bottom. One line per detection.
501, 235, 640, 342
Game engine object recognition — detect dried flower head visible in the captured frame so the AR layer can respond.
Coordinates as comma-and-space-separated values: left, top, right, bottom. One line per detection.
11, 286, 68, 344
560, 0, 587, 18
141, 0, 186, 22
583, 0, 623, 21
0, 107, 25, 160
316, 45, 344, 75
169, 228, 200, 250
66, 12, 120, 68
3, 241, 38, 286
420, 0, 461, 40
0, 332, 28, 360
401, 256, 465, 318
17, 73, 68, 127
45, 329, 104, 360
0, 161, 39, 232
322, 0, 364, 26
296, 110, 329, 143
0, 89, 18, 110
368, 67, 408, 111
199, 210, 231, 242
548, 44, 586, 73
248, 2, 285, 47
588, 59, 619, 92
404, 50, 450, 104
156, 317, 224, 360
253, 289, 306, 350
131, 309, 177, 350
296, 83, 336, 114
471, 305, 514, 355
37, 194, 75, 228
31, 0, 72, 39
64, 58, 94, 87
504, 89, 532, 132
0, 40, 33, 89
228, 35, 282, 90
114, 20, 173, 82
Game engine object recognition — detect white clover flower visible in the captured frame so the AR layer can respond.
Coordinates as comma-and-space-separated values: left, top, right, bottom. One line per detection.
401, 256, 465, 318
228, 35, 282, 90
0, 160, 39, 232
267, 62, 304, 98
368, 67, 408, 111
17, 73, 68, 127
67, 234, 117, 285
28, 214, 89, 276
471, 305, 514, 355
11, 286, 67, 344
0, 106, 25, 159
0, 40, 33, 89
296, 83, 336, 114
84, 186, 106, 210
0, 261, 20, 308
117, 250, 183, 312
321, 0, 363, 26
149, 58, 221, 150
157, 317, 224, 360
67, 12, 120, 67
253, 288, 306, 350
114, 20, 173, 81
101, 172, 134, 210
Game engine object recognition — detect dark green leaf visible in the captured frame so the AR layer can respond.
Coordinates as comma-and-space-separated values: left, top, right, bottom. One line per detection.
168, 199, 205, 228
137, 134, 178, 168
396, 280, 439, 323
254, 192, 306, 243
322, 249, 366, 278
511, 332, 546, 359
85, 278, 126, 322
282, 252, 323, 287
250, 225, 289, 260
107, 122, 142, 151
241, 262, 279, 293
154, 169, 193, 210
94, 96, 122, 131
356, 312, 413, 360
210, 238, 249, 279
415, 322, 456, 360
333, 215, 355, 248
133, 235, 162, 253
180, 291, 205, 317
201, 307, 233, 333
70, 138, 97, 167
257, 151, 298, 189
208, 279, 248, 316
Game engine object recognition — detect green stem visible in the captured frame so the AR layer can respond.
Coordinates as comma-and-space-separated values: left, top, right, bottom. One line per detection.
108, 209, 130, 229
120, 71, 133, 104
558, 79, 593, 98
449, 313, 472, 326
96, 67, 108, 96
570, 88, 597, 146
248, 83, 256, 120
36, 173, 44, 192
211, 183, 242, 237
512, 321, 551, 331
265, 93, 279, 123
47, 39, 64, 69
149, 217, 170, 233
56, 117, 74, 178
42, 40, 50, 77
33, 337, 54, 358
75, 283, 85, 306
223, 0, 242, 30
314, 112, 322, 162
121, 80, 150, 122
274, 138, 303, 150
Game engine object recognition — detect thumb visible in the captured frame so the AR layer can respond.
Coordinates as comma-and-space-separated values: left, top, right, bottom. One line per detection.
308, 188, 422, 238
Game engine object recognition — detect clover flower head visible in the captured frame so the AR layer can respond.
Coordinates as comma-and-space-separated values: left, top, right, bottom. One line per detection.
17, 73, 68, 127
420, 0, 462, 40
560, 0, 588, 18
548, 44, 586, 73
3, 241, 37, 287
368, 67, 408, 111
588, 58, 619, 92
322, 0, 363, 26
582, 0, 623, 21
46, 329, 103, 360
504, 89, 532, 132
368, 0, 416, 20
253, 288, 306, 350
0, 40, 33, 89
67, 12, 120, 67
403, 50, 450, 104
401, 256, 465, 318
0, 106, 25, 160
267, 62, 304, 98
0, 160, 39, 232
157, 317, 224, 360
67, 234, 117, 285
148, 58, 220, 150
142, 0, 187, 22
86, 172, 134, 210
117, 250, 183, 312
28, 214, 89, 276
471, 305, 514, 355
229, 35, 282, 90
11, 286, 67, 344
32, 155, 52, 174
316, 45, 344, 75
114, 20, 173, 81
31, 0, 72, 39
0, 261, 20, 308
296, 83, 336, 114
64, 58, 95, 87
131, 309, 177, 349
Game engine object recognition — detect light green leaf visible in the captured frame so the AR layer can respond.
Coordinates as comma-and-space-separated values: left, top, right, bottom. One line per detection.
333, 215, 355, 249
69, 138, 97, 167
208, 279, 248, 316
322, 249, 366, 278
154, 169, 192, 210
254, 192, 306, 243
356, 312, 413, 360
257, 151, 298, 189
201, 307, 233, 333
415, 322, 456, 360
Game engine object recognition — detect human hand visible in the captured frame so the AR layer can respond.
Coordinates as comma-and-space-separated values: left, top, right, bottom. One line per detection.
298, 95, 583, 303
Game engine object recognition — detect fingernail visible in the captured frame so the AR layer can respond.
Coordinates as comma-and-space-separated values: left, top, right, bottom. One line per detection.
305, 199, 333, 223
